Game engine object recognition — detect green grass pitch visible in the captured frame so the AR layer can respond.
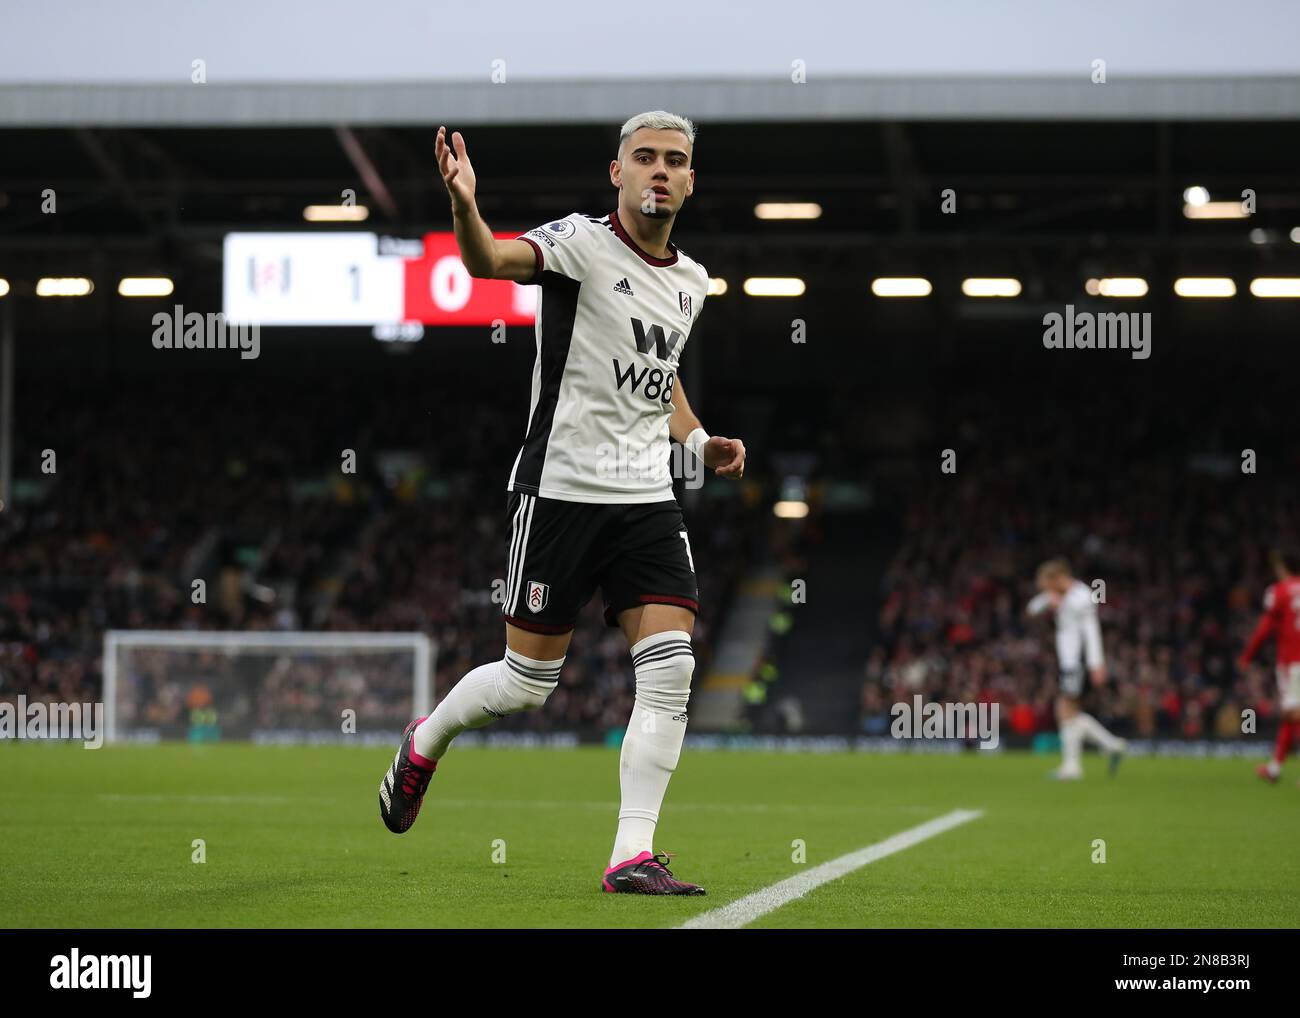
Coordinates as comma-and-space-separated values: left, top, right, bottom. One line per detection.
3, 742, 1298, 928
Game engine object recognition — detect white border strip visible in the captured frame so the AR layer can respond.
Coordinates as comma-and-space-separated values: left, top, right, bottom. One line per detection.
677, 808, 984, 929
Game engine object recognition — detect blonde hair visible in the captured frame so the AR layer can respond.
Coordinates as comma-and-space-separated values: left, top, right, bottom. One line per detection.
1036, 558, 1072, 583
617, 110, 697, 158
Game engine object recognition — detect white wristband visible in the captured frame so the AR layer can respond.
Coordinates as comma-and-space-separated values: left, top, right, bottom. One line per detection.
684, 427, 711, 461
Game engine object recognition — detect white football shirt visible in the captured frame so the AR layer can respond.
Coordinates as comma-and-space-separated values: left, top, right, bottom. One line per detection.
1028, 580, 1105, 669
508, 209, 710, 504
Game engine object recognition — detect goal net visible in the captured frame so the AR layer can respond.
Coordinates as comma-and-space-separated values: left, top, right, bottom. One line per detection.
102, 630, 434, 745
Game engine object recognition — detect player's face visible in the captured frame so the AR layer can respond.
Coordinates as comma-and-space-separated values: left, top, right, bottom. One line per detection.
613, 128, 694, 219
1037, 571, 1068, 594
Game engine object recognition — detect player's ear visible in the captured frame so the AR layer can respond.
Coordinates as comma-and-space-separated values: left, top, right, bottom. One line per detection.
610, 159, 621, 188
686, 168, 694, 197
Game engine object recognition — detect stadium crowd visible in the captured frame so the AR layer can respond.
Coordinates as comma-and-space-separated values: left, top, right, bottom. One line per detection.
857, 387, 1299, 742
1, 379, 760, 737
10, 368, 1292, 744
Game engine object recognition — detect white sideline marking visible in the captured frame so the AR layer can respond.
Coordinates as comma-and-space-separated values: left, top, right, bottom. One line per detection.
98, 794, 299, 804
677, 808, 984, 930
432, 798, 890, 815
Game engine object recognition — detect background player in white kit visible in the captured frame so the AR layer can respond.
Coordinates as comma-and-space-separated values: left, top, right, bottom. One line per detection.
1026, 558, 1128, 780
377, 111, 747, 895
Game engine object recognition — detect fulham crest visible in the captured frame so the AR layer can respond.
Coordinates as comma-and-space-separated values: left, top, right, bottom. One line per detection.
526, 580, 550, 613
679, 291, 692, 320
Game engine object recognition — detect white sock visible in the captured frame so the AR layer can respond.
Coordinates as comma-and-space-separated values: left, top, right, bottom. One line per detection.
412, 648, 563, 762
1074, 711, 1123, 752
609, 630, 694, 868
1060, 716, 1084, 773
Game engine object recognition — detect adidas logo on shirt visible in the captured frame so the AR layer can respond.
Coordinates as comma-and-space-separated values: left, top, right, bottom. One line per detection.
613, 277, 634, 295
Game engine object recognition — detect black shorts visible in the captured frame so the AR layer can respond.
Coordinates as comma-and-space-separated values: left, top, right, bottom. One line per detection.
500, 491, 699, 634
1059, 665, 1085, 698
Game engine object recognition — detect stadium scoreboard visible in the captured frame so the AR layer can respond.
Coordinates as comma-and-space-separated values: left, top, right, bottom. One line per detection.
222, 231, 538, 334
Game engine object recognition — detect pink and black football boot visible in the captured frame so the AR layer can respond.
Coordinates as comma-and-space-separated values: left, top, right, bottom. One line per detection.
379, 717, 437, 834
601, 851, 706, 895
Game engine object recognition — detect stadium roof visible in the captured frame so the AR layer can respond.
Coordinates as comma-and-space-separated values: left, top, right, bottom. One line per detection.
2, 119, 1297, 251
5, 76, 1299, 127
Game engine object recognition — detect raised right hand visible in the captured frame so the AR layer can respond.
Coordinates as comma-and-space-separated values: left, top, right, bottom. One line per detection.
435, 126, 477, 206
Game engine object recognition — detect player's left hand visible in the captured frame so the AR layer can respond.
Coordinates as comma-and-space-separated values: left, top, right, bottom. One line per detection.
703, 436, 745, 479
1089, 666, 1107, 688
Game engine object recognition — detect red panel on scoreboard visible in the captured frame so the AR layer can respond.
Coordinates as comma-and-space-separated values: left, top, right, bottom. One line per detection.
402, 232, 537, 325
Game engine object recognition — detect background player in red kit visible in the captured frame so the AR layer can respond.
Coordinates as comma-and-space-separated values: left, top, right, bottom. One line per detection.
1238, 548, 1300, 783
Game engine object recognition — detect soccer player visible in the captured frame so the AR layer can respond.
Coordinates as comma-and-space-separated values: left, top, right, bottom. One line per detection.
1026, 558, 1127, 780
378, 111, 746, 895
1237, 548, 1300, 783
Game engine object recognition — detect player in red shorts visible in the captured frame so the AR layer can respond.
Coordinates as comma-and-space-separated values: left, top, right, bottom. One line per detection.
1238, 548, 1300, 783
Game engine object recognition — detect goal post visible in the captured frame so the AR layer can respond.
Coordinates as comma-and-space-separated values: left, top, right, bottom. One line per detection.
102, 630, 435, 745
